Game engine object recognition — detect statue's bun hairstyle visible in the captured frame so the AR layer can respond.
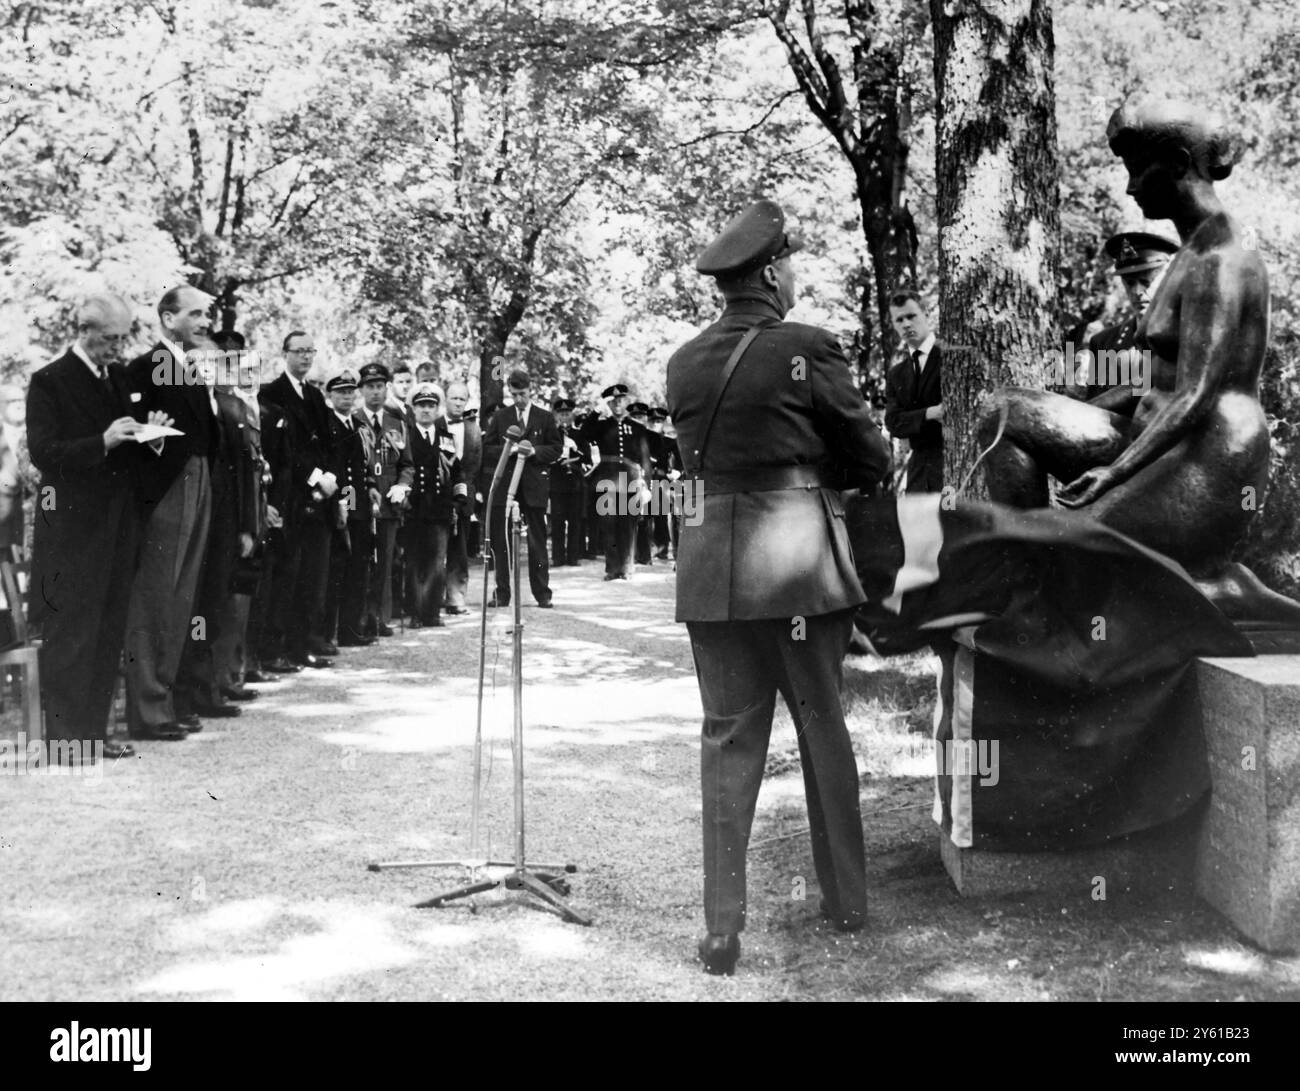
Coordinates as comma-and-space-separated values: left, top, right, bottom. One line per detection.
1107, 96, 1241, 181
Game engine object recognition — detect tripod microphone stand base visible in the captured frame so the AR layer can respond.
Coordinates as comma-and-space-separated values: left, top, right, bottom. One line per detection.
411, 864, 592, 926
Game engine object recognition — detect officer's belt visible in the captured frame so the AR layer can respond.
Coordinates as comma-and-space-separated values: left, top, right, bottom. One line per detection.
698, 464, 831, 494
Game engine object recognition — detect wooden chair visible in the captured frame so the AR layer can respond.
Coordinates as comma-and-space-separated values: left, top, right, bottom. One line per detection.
0, 557, 41, 743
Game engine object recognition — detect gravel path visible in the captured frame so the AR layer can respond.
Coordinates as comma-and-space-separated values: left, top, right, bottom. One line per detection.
2, 558, 856, 1001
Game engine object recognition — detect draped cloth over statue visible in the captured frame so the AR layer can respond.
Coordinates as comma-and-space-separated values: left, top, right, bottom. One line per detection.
846, 495, 1253, 851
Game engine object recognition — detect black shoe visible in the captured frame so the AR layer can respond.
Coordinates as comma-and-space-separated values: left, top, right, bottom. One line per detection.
261, 657, 303, 674
488, 594, 510, 608
697, 933, 740, 976
244, 670, 280, 684
309, 641, 340, 657
130, 724, 188, 741
337, 636, 375, 647
291, 653, 333, 669
819, 899, 865, 933
194, 704, 240, 719
376, 624, 395, 636
444, 606, 468, 616
536, 600, 553, 609
427, 617, 445, 627
222, 686, 258, 702
603, 574, 618, 582
102, 740, 135, 759
177, 712, 202, 730
408, 618, 424, 629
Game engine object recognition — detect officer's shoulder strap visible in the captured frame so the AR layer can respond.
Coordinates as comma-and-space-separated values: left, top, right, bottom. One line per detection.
695, 320, 775, 473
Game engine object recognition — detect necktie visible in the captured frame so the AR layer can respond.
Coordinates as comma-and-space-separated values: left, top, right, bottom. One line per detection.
912, 349, 923, 374
373, 414, 381, 431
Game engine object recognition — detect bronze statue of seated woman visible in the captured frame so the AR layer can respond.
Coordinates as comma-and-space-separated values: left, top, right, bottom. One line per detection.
978, 96, 1300, 632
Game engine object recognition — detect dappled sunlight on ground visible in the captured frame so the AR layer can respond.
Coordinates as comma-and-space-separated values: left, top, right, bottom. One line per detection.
137, 901, 451, 1000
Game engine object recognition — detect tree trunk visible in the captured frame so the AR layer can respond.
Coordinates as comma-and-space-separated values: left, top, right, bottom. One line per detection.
930, 0, 1059, 498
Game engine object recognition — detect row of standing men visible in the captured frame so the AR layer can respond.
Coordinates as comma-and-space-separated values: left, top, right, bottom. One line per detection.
25, 287, 681, 758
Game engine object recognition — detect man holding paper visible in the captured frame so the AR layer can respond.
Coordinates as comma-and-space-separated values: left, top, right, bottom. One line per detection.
27, 294, 172, 757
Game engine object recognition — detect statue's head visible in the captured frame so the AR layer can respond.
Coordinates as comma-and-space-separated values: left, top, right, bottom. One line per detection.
1107, 97, 1240, 218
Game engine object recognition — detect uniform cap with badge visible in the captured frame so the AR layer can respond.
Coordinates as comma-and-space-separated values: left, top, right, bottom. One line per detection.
1104, 231, 1179, 277
695, 198, 803, 278
601, 383, 630, 400
325, 369, 359, 392
358, 362, 392, 386
410, 382, 442, 406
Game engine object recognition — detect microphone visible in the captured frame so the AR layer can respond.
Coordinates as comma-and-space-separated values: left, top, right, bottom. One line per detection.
505, 445, 527, 510
490, 424, 524, 492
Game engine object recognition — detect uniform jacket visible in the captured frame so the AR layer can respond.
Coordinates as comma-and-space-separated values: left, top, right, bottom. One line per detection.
214, 391, 262, 542
481, 403, 562, 509
884, 343, 944, 451
1086, 316, 1142, 398
258, 396, 293, 533
325, 410, 376, 524
407, 418, 465, 524
355, 405, 412, 520
260, 372, 337, 523
666, 297, 891, 622
551, 422, 593, 495
581, 415, 651, 488
126, 341, 219, 509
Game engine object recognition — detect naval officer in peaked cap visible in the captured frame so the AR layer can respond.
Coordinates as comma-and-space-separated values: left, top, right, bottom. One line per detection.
666, 199, 891, 975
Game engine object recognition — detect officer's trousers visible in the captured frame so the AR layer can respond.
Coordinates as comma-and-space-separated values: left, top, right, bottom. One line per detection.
686, 609, 867, 934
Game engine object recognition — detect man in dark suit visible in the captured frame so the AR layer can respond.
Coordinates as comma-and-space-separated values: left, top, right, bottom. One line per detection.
666, 200, 891, 975
442, 380, 482, 614
210, 343, 269, 698
123, 285, 218, 740
259, 331, 338, 668
404, 383, 467, 626
481, 369, 562, 609
173, 341, 256, 722
323, 369, 378, 646
582, 384, 651, 581
548, 397, 590, 568
27, 294, 172, 758
884, 289, 944, 494
356, 363, 413, 635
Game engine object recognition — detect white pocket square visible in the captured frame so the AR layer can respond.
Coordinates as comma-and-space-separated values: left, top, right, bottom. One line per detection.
129, 392, 142, 403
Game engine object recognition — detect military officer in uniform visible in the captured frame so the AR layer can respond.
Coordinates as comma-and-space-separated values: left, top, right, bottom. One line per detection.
1082, 231, 1179, 407
356, 362, 413, 636
549, 396, 590, 567
323, 369, 379, 647
405, 383, 467, 626
666, 199, 891, 975
582, 384, 651, 581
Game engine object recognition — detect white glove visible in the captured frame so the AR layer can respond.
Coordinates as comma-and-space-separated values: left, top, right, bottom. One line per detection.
386, 484, 411, 503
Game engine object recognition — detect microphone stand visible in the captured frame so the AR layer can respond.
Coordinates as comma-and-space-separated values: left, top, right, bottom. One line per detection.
368, 427, 589, 926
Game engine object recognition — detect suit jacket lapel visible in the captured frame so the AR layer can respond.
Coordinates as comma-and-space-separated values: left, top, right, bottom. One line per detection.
64, 350, 122, 431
